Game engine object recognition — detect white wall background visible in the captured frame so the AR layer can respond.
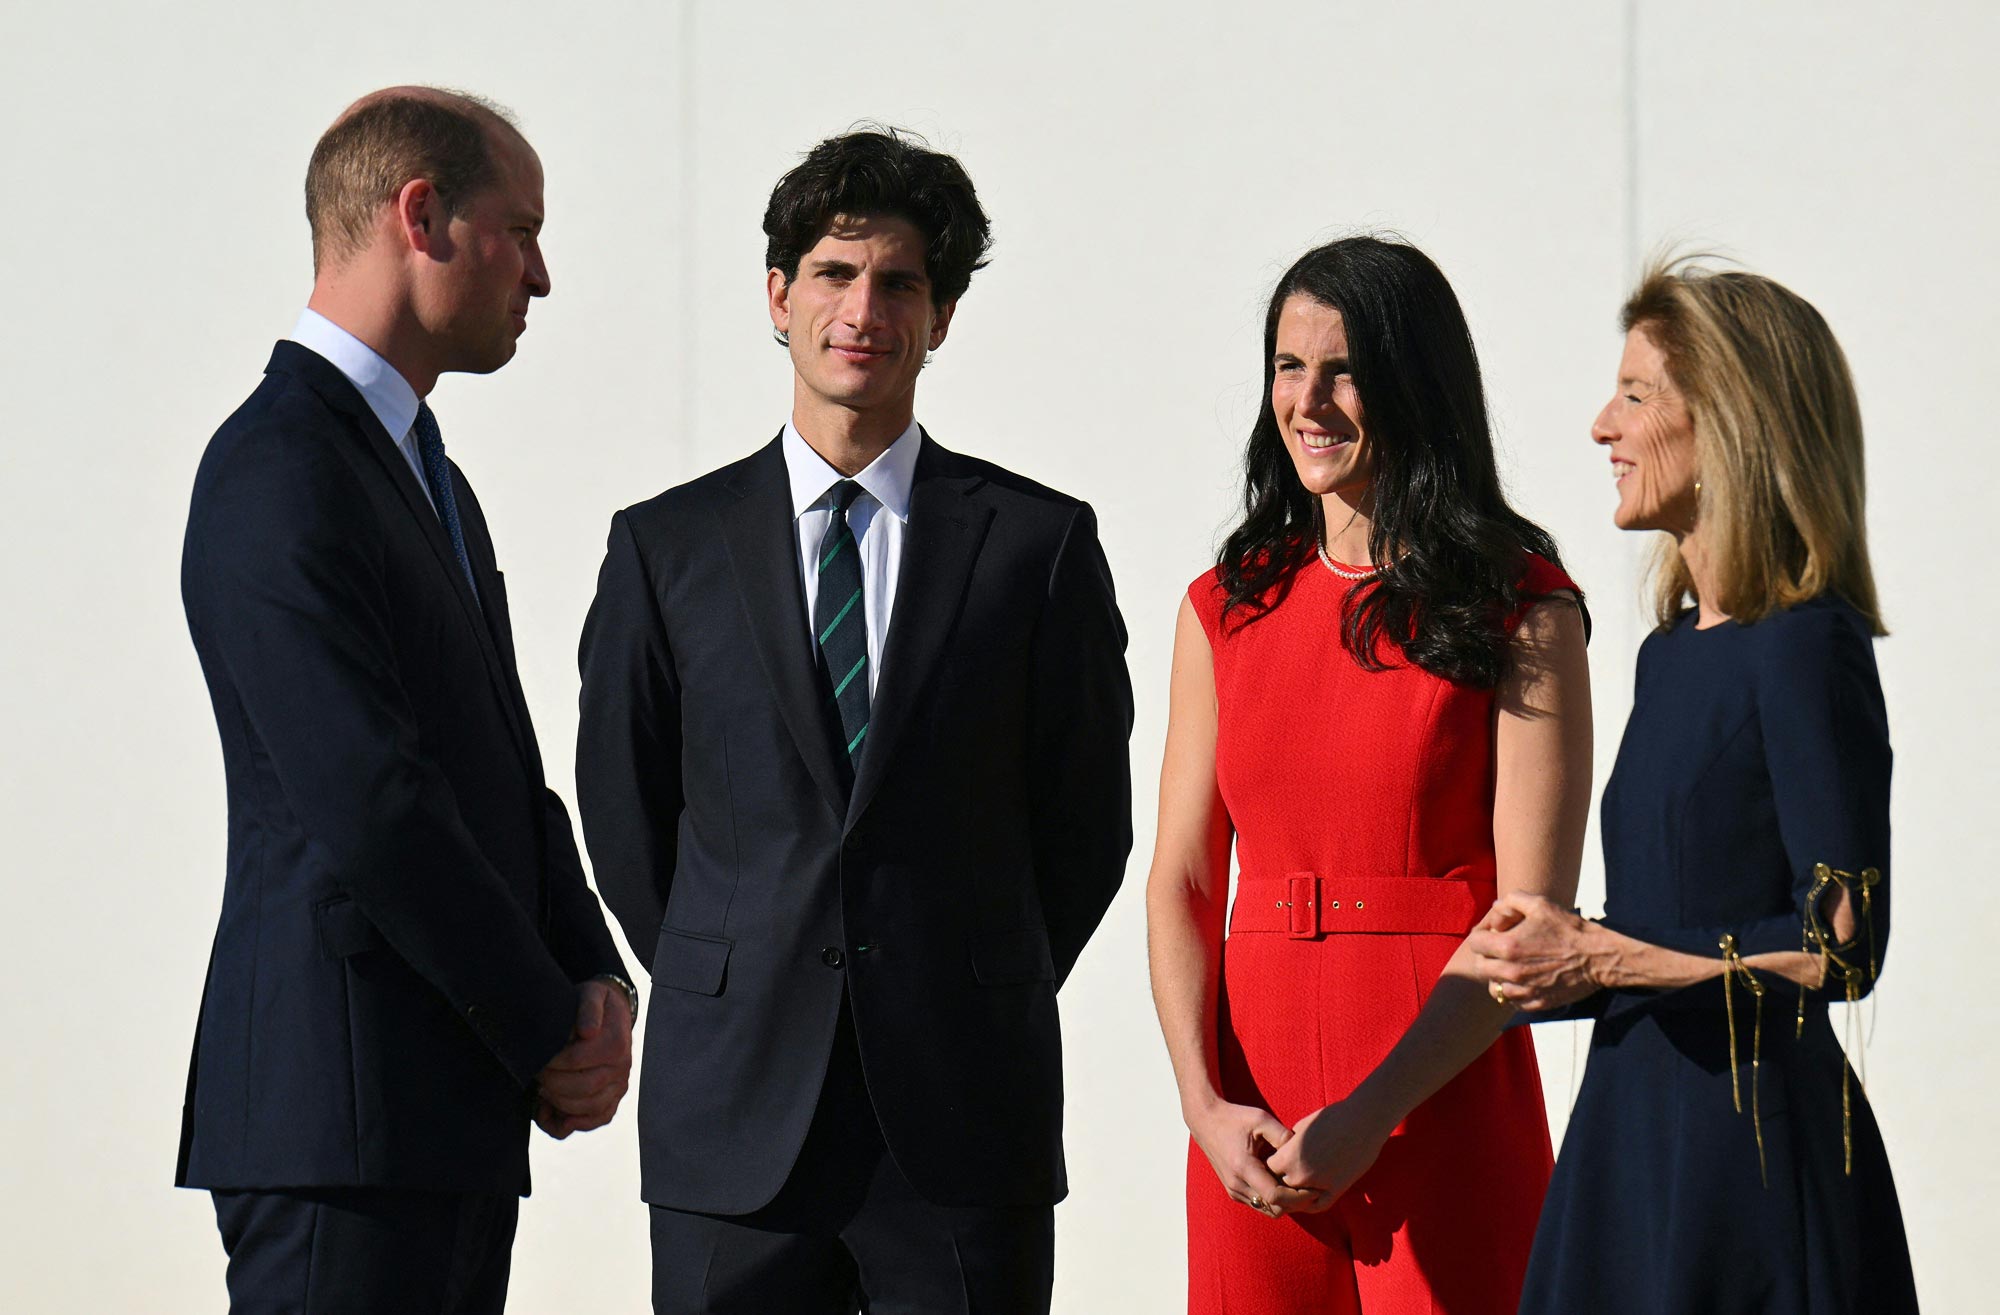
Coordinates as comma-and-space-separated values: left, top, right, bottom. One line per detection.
3, 2, 1993, 1309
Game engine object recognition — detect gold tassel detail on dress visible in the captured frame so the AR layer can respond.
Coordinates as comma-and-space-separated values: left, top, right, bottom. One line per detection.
1719, 933, 1767, 1188
1799, 863, 1882, 1175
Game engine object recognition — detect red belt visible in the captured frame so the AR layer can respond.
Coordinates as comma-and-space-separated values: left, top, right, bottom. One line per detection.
1231, 874, 1496, 938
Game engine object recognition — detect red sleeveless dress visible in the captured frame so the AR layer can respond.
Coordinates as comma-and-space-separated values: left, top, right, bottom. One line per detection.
1184, 553, 1574, 1314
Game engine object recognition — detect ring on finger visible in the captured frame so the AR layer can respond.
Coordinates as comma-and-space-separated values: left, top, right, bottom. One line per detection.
1247, 1193, 1266, 1211
1490, 980, 1508, 1006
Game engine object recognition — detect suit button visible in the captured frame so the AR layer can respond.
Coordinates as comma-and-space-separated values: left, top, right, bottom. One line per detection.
843, 827, 866, 853
821, 947, 845, 969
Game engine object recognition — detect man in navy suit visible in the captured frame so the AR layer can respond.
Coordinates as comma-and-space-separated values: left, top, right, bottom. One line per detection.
577, 128, 1134, 1314
178, 86, 635, 1313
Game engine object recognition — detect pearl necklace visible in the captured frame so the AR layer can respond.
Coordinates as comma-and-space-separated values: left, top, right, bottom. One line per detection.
1318, 540, 1386, 581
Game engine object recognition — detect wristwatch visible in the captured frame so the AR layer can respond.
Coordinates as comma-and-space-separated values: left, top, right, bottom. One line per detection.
594, 973, 640, 1027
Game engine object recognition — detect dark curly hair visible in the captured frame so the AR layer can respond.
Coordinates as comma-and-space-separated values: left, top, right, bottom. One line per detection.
762, 126, 992, 320
1218, 237, 1573, 688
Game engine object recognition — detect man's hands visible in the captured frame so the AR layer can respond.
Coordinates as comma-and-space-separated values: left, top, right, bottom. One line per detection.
1186, 1096, 1329, 1219
1266, 1099, 1392, 1210
533, 980, 634, 1140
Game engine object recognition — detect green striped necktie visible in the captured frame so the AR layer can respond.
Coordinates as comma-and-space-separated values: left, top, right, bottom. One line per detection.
813, 480, 870, 768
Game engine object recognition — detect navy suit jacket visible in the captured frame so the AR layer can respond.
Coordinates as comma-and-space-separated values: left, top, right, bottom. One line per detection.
177, 341, 625, 1195
576, 434, 1133, 1213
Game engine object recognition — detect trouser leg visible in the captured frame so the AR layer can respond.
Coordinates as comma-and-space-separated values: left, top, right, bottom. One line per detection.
212, 1186, 517, 1315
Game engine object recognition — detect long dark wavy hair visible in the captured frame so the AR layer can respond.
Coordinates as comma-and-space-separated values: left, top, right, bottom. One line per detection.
1217, 237, 1569, 688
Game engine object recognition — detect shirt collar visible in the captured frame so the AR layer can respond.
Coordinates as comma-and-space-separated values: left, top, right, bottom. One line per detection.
782, 418, 922, 522
289, 308, 422, 443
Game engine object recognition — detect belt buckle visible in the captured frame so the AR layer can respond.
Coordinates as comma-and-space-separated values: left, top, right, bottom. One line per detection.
1286, 874, 1319, 938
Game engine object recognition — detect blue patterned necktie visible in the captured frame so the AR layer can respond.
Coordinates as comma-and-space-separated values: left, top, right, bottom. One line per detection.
812, 480, 870, 769
413, 402, 480, 604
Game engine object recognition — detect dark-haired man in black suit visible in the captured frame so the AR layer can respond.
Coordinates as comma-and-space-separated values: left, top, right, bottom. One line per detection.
578, 129, 1134, 1313
178, 86, 633, 1314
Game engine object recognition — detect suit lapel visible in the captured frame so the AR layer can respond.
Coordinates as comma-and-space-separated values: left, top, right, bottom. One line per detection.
846, 437, 991, 827
717, 437, 848, 822
454, 490, 545, 785
268, 344, 536, 770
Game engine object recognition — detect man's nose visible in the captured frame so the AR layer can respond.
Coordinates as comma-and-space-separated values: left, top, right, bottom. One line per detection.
842, 275, 888, 329
525, 240, 552, 298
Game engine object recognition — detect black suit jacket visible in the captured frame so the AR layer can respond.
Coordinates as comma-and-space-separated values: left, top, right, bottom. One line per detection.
577, 433, 1133, 1213
177, 341, 625, 1195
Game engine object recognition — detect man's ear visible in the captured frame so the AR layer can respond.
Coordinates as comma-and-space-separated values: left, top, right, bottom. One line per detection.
394, 178, 445, 257
766, 266, 793, 337
928, 298, 958, 352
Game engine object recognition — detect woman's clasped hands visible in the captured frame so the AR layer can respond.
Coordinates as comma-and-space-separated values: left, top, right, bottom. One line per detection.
1469, 891, 1608, 1012
1189, 1094, 1398, 1219
1267, 1098, 1392, 1211
1186, 1097, 1329, 1219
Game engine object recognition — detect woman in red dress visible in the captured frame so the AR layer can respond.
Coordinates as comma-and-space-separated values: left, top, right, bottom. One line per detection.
1146, 237, 1594, 1313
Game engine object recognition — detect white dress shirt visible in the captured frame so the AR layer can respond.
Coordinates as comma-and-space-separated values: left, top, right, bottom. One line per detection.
288, 309, 434, 514
783, 419, 921, 699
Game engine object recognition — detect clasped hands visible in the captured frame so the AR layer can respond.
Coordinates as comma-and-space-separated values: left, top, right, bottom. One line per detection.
1188, 1095, 1391, 1220
1468, 891, 1606, 1012
533, 979, 634, 1140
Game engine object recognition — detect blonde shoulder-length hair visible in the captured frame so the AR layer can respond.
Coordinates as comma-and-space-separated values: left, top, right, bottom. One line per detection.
1622, 257, 1885, 635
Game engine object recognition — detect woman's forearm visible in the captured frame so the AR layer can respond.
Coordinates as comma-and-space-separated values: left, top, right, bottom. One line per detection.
1343, 939, 1512, 1136
1588, 921, 1825, 991
1147, 872, 1229, 1118
1589, 922, 1724, 990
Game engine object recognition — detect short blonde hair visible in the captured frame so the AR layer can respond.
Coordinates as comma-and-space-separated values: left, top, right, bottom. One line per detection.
1623, 257, 1884, 635
304, 88, 518, 272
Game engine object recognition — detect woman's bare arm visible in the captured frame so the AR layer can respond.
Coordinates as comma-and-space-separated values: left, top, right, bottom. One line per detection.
1146, 597, 1319, 1216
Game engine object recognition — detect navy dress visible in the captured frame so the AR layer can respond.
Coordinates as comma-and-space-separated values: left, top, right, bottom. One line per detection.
1521, 595, 1919, 1314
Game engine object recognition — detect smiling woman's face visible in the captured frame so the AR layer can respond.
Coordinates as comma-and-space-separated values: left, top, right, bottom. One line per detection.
1272, 295, 1373, 503
1593, 326, 1699, 533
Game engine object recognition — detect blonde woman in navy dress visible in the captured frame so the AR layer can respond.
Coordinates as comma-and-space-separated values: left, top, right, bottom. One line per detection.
1470, 261, 1919, 1313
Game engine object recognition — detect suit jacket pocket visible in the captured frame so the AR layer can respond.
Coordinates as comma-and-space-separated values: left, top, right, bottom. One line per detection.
315, 894, 388, 959
970, 926, 1056, 986
652, 926, 731, 996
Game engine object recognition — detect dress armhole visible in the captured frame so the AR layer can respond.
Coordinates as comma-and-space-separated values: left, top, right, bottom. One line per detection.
1187, 570, 1229, 650
1514, 553, 1591, 642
